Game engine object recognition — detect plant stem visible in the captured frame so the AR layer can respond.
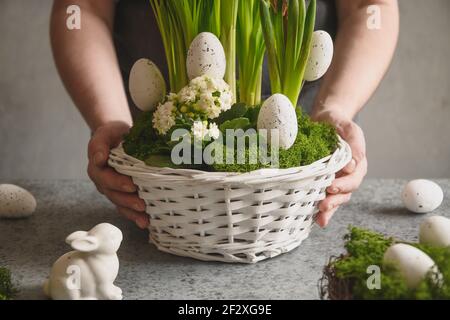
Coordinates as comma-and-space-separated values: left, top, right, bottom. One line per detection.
291, 0, 316, 106
221, 0, 239, 104
260, 0, 281, 94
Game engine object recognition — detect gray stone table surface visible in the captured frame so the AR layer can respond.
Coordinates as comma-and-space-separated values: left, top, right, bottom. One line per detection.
0, 179, 449, 300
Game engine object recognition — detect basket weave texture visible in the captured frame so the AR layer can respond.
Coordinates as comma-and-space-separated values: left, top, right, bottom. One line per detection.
109, 136, 352, 263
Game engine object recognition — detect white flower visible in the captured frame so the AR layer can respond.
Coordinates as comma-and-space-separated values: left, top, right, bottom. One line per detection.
207, 77, 226, 92
208, 123, 220, 140
191, 76, 209, 91
192, 121, 209, 141
219, 91, 233, 112
200, 91, 214, 102
152, 100, 176, 135
178, 86, 197, 104
197, 92, 221, 118
167, 92, 178, 102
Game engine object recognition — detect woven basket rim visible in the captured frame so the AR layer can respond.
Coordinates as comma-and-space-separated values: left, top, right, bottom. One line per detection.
109, 135, 352, 185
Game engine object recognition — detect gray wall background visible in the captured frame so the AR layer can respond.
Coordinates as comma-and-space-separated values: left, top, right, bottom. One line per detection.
0, 0, 449, 180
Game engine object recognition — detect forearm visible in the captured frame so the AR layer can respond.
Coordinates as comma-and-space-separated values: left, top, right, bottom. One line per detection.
50, 0, 132, 131
312, 0, 399, 120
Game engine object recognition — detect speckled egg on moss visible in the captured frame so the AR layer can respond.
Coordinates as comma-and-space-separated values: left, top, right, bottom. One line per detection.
0, 184, 37, 218
187, 32, 226, 80
383, 243, 439, 289
257, 94, 298, 150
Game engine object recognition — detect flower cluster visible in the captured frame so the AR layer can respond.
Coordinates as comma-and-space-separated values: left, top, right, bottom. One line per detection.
179, 76, 233, 119
152, 75, 232, 137
152, 94, 177, 136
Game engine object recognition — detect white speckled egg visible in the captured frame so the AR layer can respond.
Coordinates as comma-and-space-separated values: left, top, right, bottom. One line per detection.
129, 58, 166, 112
257, 94, 298, 150
304, 30, 334, 82
383, 243, 438, 289
419, 216, 450, 247
0, 184, 37, 219
402, 179, 444, 213
187, 32, 226, 80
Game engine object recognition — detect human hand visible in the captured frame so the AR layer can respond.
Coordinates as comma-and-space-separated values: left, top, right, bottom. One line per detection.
87, 121, 149, 229
312, 110, 368, 227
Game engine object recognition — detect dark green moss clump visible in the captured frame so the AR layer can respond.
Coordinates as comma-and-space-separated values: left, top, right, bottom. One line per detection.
0, 267, 14, 300
322, 227, 450, 300
211, 141, 271, 173
211, 111, 338, 172
279, 111, 338, 169
123, 112, 169, 160
123, 107, 339, 172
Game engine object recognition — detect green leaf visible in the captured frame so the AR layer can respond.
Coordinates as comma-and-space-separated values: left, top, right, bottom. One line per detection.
144, 155, 178, 168
219, 117, 251, 132
216, 103, 249, 125
244, 105, 261, 127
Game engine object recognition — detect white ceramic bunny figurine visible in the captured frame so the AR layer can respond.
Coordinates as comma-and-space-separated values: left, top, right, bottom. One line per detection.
43, 223, 123, 300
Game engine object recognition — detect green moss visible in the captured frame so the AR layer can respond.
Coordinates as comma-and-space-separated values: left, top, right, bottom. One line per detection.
332, 227, 411, 299
123, 112, 178, 167
123, 108, 339, 172
278, 111, 338, 169
330, 227, 450, 300
0, 267, 14, 300
123, 112, 158, 158
211, 141, 271, 173
415, 244, 450, 299
335, 227, 394, 279
212, 110, 338, 172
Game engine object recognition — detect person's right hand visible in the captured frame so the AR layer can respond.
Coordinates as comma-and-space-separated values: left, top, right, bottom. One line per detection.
87, 121, 149, 229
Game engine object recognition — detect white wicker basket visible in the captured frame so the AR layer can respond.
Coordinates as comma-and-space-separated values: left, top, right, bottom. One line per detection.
108, 136, 352, 263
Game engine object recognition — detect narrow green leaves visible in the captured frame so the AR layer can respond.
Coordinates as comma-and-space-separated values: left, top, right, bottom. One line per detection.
260, 0, 316, 106
260, 0, 281, 93
220, 0, 239, 104
149, 0, 227, 93
237, 0, 265, 105
149, 0, 316, 106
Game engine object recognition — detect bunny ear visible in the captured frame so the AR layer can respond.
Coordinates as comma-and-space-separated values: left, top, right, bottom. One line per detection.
70, 235, 99, 253
65, 231, 88, 245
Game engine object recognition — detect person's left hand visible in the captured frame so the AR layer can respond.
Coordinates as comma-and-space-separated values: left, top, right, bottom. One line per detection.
312, 110, 368, 227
